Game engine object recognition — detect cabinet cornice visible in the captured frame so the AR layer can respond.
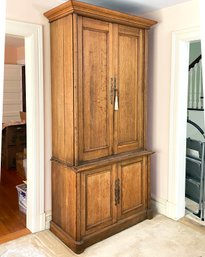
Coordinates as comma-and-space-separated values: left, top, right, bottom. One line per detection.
44, 0, 157, 29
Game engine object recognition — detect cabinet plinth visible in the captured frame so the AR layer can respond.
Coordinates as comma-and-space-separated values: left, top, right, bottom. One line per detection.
44, 0, 156, 253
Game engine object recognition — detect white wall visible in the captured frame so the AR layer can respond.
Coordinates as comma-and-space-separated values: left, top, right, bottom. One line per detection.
144, 0, 200, 207
5, 0, 58, 211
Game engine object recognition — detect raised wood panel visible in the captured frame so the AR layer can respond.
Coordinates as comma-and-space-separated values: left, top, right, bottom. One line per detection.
117, 157, 147, 220
51, 15, 74, 164
81, 165, 117, 236
52, 162, 77, 239
114, 25, 144, 154
78, 17, 112, 161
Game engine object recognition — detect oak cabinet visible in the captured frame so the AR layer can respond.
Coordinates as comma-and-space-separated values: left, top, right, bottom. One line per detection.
1, 124, 26, 169
45, 0, 156, 254
51, 153, 151, 253
81, 157, 147, 236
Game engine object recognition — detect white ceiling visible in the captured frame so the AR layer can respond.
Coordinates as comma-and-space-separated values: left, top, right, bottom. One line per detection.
58, 0, 192, 15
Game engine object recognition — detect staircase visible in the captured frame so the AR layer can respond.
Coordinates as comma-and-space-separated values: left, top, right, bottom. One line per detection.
188, 55, 203, 110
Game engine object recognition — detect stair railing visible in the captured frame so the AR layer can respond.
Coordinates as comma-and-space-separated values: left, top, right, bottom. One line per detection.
188, 54, 203, 110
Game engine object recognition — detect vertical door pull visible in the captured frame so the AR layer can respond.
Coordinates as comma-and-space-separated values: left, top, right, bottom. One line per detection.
110, 78, 114, 105
114, 78, 119, 111
115, 178, 120, 205
114, 93, 119, 111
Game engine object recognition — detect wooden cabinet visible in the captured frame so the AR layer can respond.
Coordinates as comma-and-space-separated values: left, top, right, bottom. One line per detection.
1, 124, 26, 169
51, 153, 151, 253
45, 0, 156, 254
81, 157, 148, 236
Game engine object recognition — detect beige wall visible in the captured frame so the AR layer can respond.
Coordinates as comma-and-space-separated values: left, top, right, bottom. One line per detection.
144, 0, 200, 204
4, 46, 25, 64
17, 46, 25, 64
4, 46, 17, 64
6, 0, 53, 211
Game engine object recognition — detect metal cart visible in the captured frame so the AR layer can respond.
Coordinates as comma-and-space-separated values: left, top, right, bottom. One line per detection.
186, 119, 205, 221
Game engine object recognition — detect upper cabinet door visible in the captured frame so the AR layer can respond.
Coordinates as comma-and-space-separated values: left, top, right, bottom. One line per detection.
113, 25, 145, 154
78, 17, 113, 162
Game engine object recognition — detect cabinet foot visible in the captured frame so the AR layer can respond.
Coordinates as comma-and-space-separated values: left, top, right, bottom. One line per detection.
51, 211, 148, 254
50, 222, 84, 254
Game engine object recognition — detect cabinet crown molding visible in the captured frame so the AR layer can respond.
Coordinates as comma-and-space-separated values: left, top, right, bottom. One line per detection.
44, 0, 157, 29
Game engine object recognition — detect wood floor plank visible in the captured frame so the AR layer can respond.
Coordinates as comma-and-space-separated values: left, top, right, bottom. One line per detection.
0, 168, 26, 239
0, 228, 30, 244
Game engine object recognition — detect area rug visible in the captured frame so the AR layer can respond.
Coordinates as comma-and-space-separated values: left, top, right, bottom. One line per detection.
1, 245, 47, 257
1, 215, 205, 257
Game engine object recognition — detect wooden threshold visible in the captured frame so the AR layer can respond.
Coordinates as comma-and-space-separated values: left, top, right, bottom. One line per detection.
0, 228, 31, 244
179, 216, 205, 235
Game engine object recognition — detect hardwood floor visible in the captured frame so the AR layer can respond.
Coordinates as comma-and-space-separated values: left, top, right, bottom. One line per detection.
0, 168, 29, 241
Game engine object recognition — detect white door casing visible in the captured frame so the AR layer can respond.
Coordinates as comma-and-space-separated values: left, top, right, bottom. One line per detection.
168, 27, 200, 220
5, 20, 45, 232
0, 0, 6, 180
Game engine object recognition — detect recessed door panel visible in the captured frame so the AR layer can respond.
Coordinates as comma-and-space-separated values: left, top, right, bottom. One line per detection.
78, 17, 113, 162
114, 25, 145, 154
81, 165, 117, 236
117, 157, 147, 220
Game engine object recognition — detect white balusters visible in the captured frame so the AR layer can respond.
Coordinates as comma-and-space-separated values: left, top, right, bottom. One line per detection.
193, 63, 198, 109
188, 68, 193, 108
198, 60, 202, 109
188, 59, 203, 110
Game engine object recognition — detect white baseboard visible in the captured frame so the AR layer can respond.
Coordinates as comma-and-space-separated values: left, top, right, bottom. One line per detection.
45, 210, 52, 229
151, 195, 167, 216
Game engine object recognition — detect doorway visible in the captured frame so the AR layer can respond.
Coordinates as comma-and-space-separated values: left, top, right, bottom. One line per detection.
0, 20, 45, 236
185, 41, 205, 222
167, 27, 201, 220
0, 35, 27, 240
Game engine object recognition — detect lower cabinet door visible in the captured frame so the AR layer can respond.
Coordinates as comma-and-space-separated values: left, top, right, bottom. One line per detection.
81, 165, 117, 236
117, 157, 147, 220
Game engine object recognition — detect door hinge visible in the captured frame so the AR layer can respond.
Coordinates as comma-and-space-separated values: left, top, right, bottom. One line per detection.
115, 178, 120, 205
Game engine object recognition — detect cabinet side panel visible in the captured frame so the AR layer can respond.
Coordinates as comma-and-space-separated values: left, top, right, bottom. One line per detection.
52, 161, 77, 239
51, 15, 74, 164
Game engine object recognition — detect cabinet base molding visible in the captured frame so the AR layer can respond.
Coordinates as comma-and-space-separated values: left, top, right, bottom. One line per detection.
51, 211, 148, 254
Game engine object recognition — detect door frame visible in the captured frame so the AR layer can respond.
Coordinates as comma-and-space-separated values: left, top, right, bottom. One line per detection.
167, 26, 200, 220
5, 20, 45, 232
